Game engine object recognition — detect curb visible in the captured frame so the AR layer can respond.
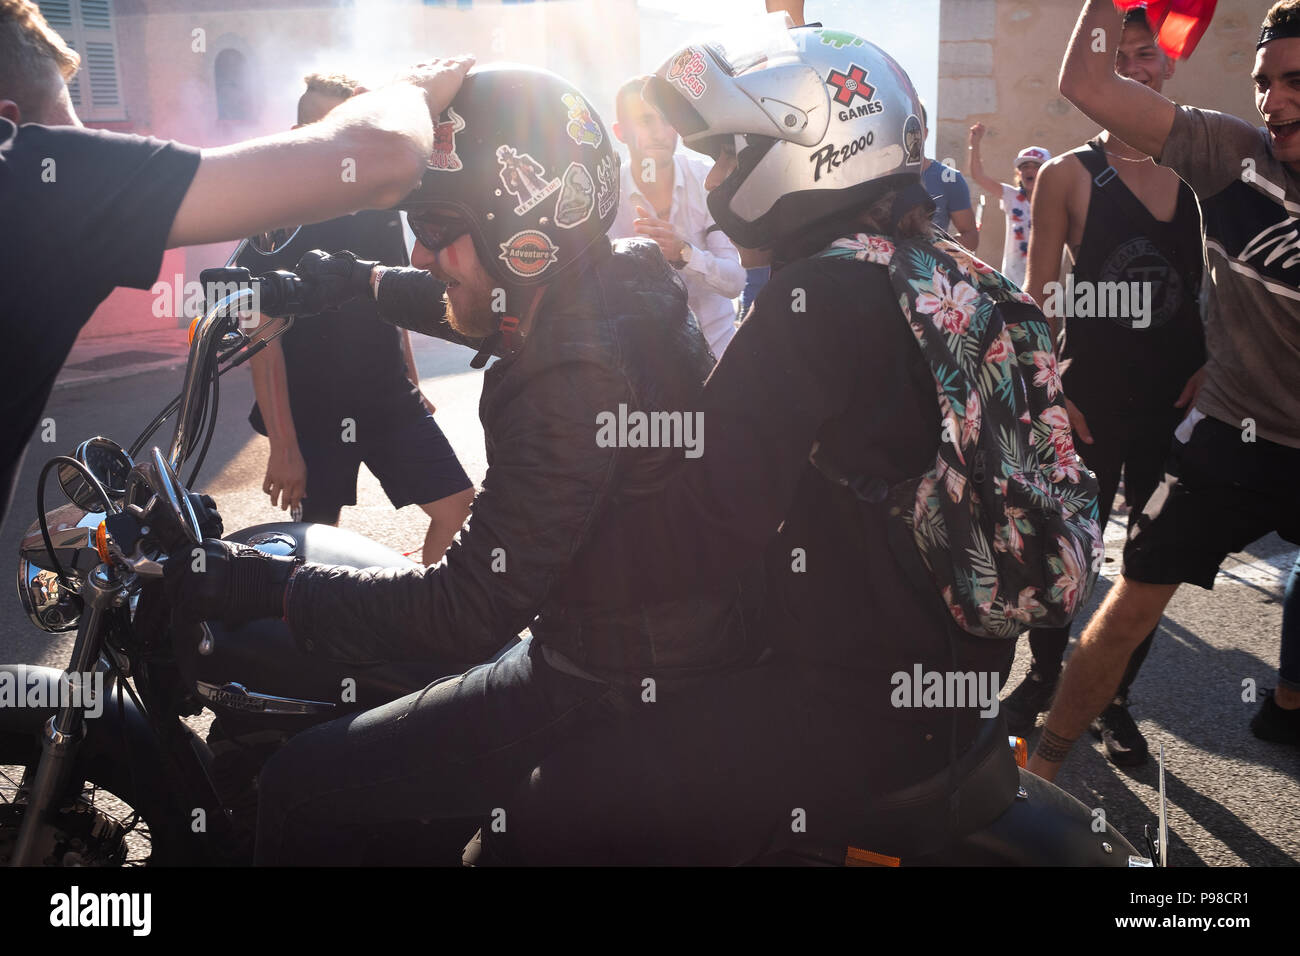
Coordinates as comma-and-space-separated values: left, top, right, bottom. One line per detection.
54, 356, 189, 391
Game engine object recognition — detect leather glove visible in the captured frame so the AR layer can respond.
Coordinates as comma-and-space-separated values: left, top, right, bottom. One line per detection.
164, 538, 301, 628
187, 493, 223, 540
294, 249, 381, 313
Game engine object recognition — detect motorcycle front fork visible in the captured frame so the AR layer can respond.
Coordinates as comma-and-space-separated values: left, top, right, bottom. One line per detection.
10, 564, 125, 866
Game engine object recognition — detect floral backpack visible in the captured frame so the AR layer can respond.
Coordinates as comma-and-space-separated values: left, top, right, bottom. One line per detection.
813, 233, 1102, 639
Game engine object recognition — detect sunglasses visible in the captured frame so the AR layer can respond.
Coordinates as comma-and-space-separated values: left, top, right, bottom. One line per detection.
407, 210, 471, 252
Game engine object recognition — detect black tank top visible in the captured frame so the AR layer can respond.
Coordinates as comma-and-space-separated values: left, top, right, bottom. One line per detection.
1059, 139, 1206, 419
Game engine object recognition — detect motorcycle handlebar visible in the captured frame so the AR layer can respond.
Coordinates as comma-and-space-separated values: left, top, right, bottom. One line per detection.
196, 266, 313, 319
250, 269, 311, 318
168, 266, 317, 472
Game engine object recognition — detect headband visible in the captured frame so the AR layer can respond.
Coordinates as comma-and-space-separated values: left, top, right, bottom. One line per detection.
1259, 22, 1300, 49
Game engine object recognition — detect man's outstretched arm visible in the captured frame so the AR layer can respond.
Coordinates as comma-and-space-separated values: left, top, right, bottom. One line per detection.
1059, 1, 1176, 159
166, 58, 472, 248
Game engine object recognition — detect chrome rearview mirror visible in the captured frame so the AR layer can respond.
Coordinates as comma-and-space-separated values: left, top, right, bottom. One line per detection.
57, 437, 131, 513
225, 226, 303, 267
251, 226, 302, 255
17, 560, 81, 632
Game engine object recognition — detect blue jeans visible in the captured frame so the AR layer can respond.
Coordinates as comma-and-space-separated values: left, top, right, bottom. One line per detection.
739, 266, 771, 320
1281, 553, 1300, 693
253, 637, 624, 864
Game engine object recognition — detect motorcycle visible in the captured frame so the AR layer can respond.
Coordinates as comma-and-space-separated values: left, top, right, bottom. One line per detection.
0, 239, 1166, 867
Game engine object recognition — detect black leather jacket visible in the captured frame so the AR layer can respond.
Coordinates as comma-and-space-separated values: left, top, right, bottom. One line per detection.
284, 237, 758, 682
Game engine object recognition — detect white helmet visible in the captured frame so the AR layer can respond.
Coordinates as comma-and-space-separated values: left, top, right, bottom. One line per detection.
644, 19, 926, 248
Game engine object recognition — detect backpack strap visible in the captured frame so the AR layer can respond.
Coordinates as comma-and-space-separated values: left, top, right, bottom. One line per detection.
808, 443, 890, 504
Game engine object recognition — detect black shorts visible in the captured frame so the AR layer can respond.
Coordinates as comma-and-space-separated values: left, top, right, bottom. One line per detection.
1122, 414, 1300, 590
298, 410, 472, 520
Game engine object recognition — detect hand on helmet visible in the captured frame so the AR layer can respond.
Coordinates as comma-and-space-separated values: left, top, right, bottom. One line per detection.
294, 250, 381, 312
163, 538, 301, 628
394, 55, 475, 121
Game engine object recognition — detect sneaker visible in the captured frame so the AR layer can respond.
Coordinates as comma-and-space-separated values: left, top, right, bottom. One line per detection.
1250, 689, 1300, 746
1002, 669, 1059, 737
1089, 700, 1148, 767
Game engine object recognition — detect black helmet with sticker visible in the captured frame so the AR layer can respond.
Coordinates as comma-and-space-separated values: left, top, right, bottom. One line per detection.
396, 64, 620, 287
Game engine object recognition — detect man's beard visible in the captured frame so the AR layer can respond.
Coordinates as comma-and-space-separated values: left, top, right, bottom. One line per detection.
444, 287, 501, 338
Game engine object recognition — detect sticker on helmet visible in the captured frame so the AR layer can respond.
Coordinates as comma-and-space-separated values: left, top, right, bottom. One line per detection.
595, 154, 618, 219
666, 48, 708, 99
826, 65, 878, 108
428, 108, 465, 172
555, 162, 596, 230
903, 114, 923, 166
496, 146, 562, 216
562, 93, 603, 149
815, 29, 865, 50
499, 229, 559, 278
809, 132, 874, 183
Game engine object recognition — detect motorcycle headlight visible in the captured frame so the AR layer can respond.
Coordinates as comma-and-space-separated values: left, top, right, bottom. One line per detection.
17, 559, 81, 633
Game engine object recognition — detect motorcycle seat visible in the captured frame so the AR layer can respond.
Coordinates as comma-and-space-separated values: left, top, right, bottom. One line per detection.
472, 670, 1020, 866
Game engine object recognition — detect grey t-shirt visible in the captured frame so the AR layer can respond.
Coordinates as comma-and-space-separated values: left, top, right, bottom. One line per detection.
1158, 105, 1300, 447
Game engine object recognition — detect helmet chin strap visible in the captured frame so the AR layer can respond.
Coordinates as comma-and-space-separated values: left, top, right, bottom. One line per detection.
470, 331, 501, 369
470, 317, 518, 370
469, 288, 536, 369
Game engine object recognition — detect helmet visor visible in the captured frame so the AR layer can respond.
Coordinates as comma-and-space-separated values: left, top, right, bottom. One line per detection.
700, 11, 800, 76
648, 18, 828, 158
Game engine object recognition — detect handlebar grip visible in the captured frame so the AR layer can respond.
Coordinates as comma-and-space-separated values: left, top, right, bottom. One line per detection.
197, 265, 315, 319
254, 270, 310, 317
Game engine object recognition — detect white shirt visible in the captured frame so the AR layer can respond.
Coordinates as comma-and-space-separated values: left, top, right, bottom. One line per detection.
999, 182, 1032, 289
610, 152, 746, 358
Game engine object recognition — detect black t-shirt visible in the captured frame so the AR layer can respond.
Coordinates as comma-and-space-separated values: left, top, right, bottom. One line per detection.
566, 255, 1013, 711
236, 211, 416, 442
0, 118, 201, 530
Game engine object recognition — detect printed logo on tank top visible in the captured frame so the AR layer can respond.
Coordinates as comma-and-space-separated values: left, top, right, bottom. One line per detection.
1098, 236, 1182, 329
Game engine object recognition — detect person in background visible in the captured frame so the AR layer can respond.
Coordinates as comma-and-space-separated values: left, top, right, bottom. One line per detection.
918, 101, 980, 250
1030, 0, 1300, 780
0, 0, 469, 532
968, 124, 1049, 289
1002, 5, 1205, 766
609, 75, 746, 359
1255, 553, 1300, 743
242, 73, 473, 565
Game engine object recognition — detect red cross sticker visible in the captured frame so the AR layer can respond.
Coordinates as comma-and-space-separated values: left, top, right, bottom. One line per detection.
826, 65, 875, 106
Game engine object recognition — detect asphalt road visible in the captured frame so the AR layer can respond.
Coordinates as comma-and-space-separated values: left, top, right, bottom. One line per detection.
2, 334, 1296, 866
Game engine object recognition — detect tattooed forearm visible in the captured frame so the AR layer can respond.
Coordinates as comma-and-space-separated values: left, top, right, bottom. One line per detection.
1036, 728, 1076, 763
